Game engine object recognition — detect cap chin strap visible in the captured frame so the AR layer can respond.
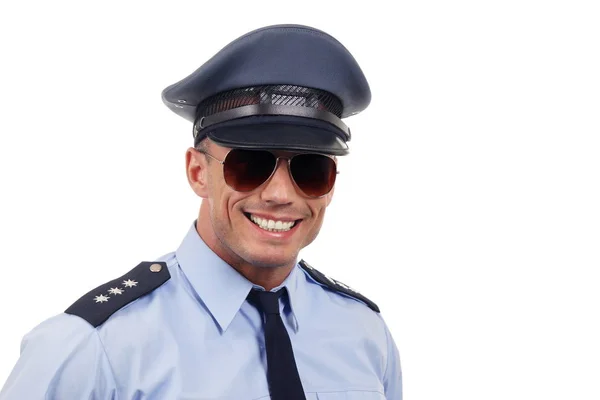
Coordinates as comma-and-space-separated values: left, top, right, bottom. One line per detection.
193, 104, 351, 141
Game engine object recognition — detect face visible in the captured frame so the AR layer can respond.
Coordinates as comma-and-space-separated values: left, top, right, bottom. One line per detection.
186, 141, 335, 270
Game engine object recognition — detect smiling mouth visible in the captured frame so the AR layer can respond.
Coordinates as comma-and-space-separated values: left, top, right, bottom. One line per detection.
244, 213, 301, 232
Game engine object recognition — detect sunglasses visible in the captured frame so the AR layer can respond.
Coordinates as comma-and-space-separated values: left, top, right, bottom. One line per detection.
197, 148, 337, 198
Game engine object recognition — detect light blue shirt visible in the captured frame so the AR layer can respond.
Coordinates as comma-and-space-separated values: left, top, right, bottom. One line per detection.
0, 223, 402, 399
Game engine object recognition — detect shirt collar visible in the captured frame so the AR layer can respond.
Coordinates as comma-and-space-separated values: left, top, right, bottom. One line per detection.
267, 265, 302, 333
175, 222, 304, 333
176, 222, 253, 332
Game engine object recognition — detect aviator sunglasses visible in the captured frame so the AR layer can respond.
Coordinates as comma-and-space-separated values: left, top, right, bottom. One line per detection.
197, 148, 338, 198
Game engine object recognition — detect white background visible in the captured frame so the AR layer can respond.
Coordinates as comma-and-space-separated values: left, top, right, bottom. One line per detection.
1, 1, 599, 399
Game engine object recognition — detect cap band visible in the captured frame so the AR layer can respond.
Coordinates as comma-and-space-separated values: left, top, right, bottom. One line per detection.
193, 104, 351, 141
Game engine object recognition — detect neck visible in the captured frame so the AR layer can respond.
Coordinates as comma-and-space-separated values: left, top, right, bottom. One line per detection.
233, 264, 293, 291
195, 204, 295, 291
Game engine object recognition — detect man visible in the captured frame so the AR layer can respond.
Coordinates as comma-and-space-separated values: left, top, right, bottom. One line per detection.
0, 24, 402, 399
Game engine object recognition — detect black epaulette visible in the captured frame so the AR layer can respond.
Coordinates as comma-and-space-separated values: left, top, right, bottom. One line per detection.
65, 261, 171, 328
299, 260, 380, 313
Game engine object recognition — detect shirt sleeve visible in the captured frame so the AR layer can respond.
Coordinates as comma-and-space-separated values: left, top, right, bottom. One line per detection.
381, 316, 403, 400
0, 313, 117, 400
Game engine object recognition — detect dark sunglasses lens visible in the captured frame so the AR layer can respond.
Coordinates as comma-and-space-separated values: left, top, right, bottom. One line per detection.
223, 150, 276, 192
290, 154, 337, 197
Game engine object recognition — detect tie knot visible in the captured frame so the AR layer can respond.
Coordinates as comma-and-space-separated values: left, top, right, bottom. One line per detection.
247, 288, 284, 315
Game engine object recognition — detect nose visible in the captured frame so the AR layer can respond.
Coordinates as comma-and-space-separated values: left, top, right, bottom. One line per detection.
259, 159, 297, 204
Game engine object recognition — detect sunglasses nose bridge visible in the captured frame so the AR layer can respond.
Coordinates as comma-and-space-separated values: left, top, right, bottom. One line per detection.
274, 156, 293, 171
271, 157, 295, 185
259, 157, 298, 202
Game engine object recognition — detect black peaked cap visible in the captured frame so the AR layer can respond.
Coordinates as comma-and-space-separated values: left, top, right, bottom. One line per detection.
161, 24, 371, 155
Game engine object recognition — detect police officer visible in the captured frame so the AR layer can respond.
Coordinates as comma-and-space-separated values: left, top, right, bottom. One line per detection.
0, 24, 402, 399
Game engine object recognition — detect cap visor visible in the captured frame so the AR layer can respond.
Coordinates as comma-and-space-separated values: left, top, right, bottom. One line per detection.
204, 116, 349, 155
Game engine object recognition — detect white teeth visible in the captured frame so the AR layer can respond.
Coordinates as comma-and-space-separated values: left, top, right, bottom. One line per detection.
249, 214, 296, 232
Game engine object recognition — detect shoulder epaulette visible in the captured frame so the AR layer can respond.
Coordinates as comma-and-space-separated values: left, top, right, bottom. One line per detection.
299, 259, 380, 313
65, 261, 171, 327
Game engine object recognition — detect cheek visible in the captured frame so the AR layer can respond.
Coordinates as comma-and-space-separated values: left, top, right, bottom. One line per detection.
222, 192, 250, 223
307, 200, 329, 226
301, 204, 328, 246
205, 177, 232, 221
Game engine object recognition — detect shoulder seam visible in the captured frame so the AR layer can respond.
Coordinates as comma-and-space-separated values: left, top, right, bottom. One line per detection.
94, 329, 119, 390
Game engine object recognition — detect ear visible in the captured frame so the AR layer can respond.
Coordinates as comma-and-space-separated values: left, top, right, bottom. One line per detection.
185, 147, 209, 198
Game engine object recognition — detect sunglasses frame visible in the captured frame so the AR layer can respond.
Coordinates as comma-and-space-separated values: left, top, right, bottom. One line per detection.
196, 148, 338, 198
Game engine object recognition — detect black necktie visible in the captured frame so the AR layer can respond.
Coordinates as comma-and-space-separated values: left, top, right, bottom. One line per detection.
247, 288, 306, 400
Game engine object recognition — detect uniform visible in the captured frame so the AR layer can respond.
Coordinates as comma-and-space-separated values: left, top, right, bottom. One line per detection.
0, 223, 402, 399
1, 24, 402, 399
